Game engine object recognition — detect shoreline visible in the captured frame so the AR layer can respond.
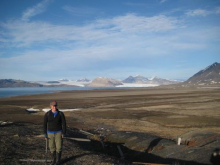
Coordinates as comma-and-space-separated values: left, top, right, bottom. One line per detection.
0, 86, 137, 99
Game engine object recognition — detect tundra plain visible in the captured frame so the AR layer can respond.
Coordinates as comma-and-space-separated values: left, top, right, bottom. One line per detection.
1, 87, 220, 138
0, 86, 220, 164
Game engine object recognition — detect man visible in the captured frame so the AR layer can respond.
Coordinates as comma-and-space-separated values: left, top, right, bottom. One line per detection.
44, 101, 66, 165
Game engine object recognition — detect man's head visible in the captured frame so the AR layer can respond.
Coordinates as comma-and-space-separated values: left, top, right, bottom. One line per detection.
50, 101, 57, 111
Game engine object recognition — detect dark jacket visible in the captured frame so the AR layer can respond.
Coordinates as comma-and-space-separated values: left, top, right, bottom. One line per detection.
43, 109, 66, 135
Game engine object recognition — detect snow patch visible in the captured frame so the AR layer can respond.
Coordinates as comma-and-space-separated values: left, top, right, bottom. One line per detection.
26, 108, 40, 112
42, 109, 50, 112
60, 109, 82, 112
35, 80, 89, 87
42, 109, 82, 112
201, 62, 219, 72
205, 72, 212, 77
116, 83, 158, 87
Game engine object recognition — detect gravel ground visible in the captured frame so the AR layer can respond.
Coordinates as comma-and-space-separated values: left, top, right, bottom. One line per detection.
0, 123, 129, 165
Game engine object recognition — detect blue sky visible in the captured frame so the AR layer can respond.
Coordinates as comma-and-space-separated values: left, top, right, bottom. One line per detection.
0, 0, 220, 81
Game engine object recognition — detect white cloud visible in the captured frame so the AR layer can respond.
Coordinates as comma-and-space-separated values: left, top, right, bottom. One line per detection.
1, 13, 181, 47
186, 9, 210, 17
216, 7, 220, 14
124, 2, 149, 7
160, 0, 168, 4
1, 9, 220, 80
63, 6, 101, 16
22, 0, 52, 21
96, 14, 180, 33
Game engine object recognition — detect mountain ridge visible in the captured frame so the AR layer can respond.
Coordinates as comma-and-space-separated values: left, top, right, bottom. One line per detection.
1, 62, 219, 87
184, 62, 220, 86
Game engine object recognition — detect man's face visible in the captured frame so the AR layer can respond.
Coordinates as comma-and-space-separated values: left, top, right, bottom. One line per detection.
50, 105, 57, 111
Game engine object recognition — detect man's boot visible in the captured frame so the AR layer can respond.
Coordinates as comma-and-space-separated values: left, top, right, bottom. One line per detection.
56, 152, 62, 165
51, 151, 56, 165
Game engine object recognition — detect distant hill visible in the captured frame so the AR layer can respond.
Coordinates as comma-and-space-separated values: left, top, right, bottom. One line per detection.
122, 75, 180, 85
0, 79, 80, 88
0, 79, 43, 88
184, 62, 220, 86
87, 77, 123, 87
123, 75, 149, 83
149, 77, 180, 85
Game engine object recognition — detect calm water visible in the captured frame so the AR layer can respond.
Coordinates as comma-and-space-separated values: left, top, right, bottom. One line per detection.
0, 87, 122, 98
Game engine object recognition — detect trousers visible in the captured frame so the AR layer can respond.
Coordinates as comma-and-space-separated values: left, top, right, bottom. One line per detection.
47, 132, 62, 153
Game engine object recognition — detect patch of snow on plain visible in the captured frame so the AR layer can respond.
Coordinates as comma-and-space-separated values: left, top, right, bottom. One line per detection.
116, 83, 158, 87
42, 109, 50, 112
42, 109, 82, 112
26, 108, 40, 112
60, 109, 81, 112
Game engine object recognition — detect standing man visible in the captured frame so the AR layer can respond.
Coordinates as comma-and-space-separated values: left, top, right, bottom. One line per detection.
44, 101, 66, 165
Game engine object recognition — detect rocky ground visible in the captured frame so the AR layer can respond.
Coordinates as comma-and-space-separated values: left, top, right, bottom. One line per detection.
0, 123, 128, 165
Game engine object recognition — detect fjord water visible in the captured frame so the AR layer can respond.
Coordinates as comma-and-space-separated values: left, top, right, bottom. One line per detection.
0, 87, 79, 98
0, 87, 120, 98
0, 86, 132, 98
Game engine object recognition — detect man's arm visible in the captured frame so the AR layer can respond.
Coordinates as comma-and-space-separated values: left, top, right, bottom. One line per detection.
61, 112, 66, 136
43, 112, 48, 135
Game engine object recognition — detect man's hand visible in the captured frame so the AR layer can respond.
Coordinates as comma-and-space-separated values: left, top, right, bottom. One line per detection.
44, 134, 48, 140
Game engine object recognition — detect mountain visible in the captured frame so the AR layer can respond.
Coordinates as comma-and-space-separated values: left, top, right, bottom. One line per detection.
0, 79, 80, 88
122, 75, 180, 85
184, 62, 220, 85
123, 75, 149, 83
0, 79, 43, 88
76, 78, 90, 82
87, 77, 123, 87
149, 77, 180, 85
58, 79, 69, 82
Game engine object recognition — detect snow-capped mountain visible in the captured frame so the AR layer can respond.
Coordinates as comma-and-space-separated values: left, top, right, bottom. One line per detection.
122, 75, 180, 85
0, 79, 43, 87
58, 79, 70, 82
185, 62, 220, 85
76, 78, 90, 82
149, 77, 180, 85
123, 75, 149, 83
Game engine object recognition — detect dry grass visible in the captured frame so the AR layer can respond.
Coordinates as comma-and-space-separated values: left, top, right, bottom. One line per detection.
1, 87, 220, 139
